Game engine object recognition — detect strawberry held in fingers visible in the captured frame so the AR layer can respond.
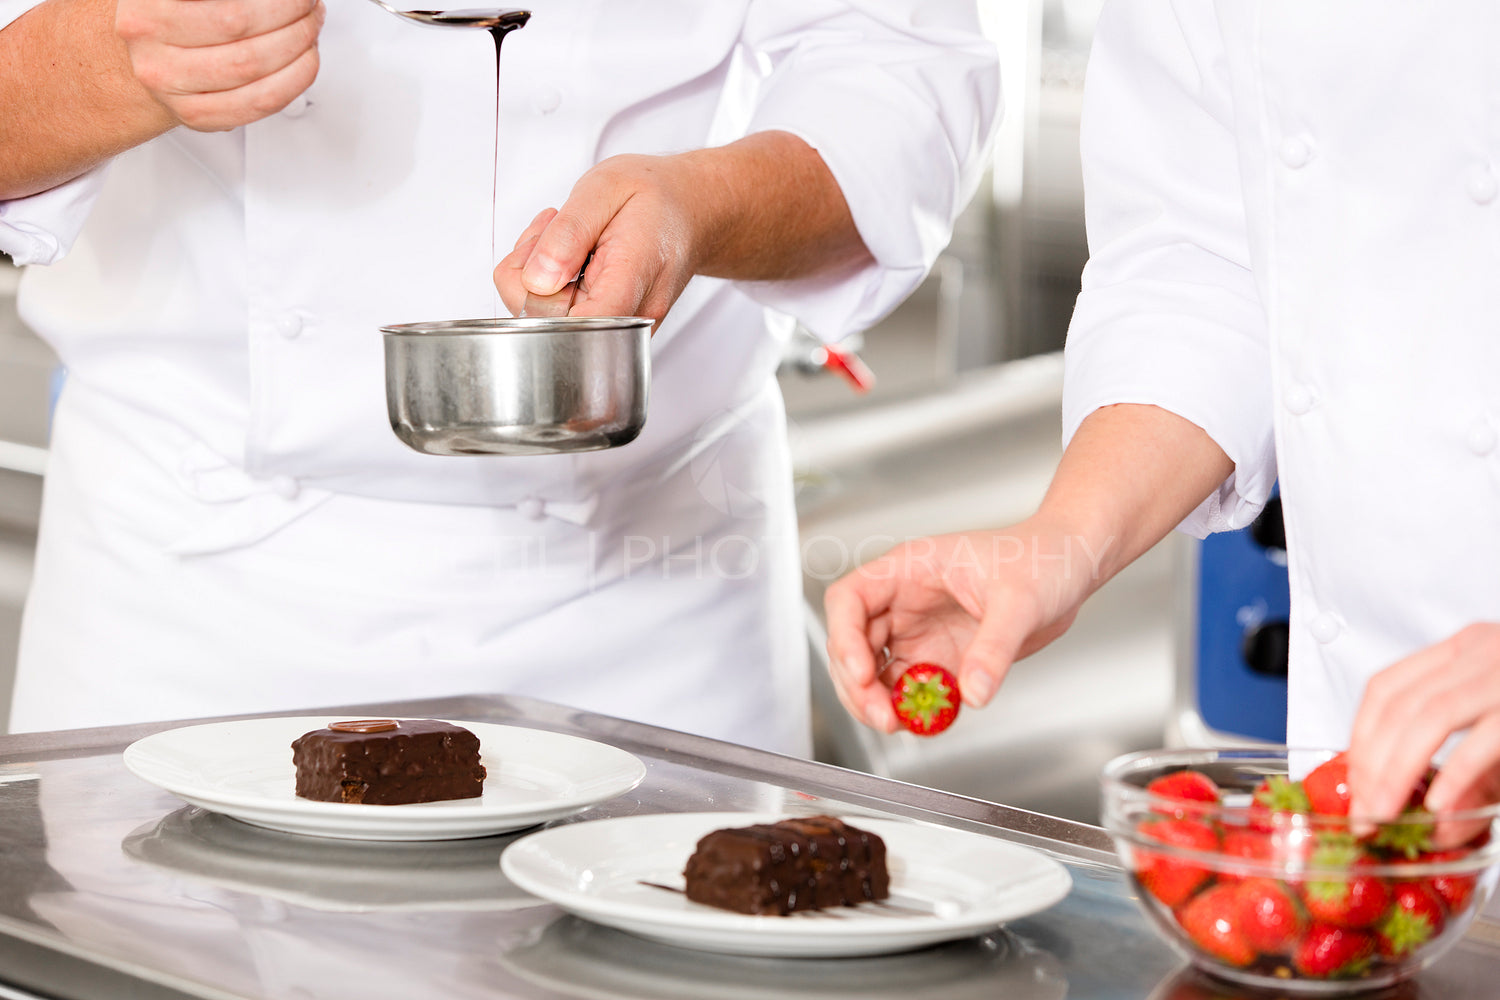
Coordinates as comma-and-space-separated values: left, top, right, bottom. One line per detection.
889, 663, 960, 736
1376, 882, 1446, 960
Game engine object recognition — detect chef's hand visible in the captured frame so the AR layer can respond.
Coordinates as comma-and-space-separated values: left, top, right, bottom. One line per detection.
822, 404, 1234, 734
494, 154, 698, 326
823, 520, 1099, 733
495, 131, 873, 326
115, 0, 325, 131
1348, 623, 1500, 844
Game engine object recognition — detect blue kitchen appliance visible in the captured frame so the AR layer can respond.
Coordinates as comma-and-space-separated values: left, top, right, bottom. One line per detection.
1177, 492, 1290, 744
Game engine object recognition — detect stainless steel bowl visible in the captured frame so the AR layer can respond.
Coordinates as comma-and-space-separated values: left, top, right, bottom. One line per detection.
381, 317, 652, 456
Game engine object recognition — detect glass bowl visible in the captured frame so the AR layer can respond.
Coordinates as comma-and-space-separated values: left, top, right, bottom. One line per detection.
1102, 748, 1500, 995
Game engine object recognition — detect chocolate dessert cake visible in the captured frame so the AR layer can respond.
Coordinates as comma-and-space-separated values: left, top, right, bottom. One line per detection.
682, 815, 890, 915
290, 719, 487, 805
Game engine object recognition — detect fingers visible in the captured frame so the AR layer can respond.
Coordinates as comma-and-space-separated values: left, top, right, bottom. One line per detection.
118, 0, 320, 49
824, 567, 900, 732
1428, 716, 1500, 811
501, 156, 696, 324
1426, 718, 1500, 848
955, 582, 1037, 708
520, 176, 621, 297
495, 211, 556, 314
153, 45, 322, 131
1348, 624, 1500, 820
117, 0, 324, 130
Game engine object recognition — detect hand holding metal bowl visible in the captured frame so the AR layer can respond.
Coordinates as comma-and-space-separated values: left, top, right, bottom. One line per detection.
381, 315, 651, 457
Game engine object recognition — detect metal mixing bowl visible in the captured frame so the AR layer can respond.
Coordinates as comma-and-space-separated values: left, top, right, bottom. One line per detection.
381, 317, 652, 456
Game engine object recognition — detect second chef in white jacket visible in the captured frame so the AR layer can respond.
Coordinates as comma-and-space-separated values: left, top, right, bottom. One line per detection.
0, 0, 1000, 753
826, 1, 1500, 819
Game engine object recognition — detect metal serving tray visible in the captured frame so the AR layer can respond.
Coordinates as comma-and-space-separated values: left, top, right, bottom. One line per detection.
0, 694, 1496, 1000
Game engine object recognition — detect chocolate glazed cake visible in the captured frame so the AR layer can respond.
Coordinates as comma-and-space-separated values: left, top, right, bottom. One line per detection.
682, 816, 890, 915
290, 719, 487, 805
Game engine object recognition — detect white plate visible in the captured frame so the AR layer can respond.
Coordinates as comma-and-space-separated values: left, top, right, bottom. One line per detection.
123, 717, 646, 841
499, 812, 1073, 957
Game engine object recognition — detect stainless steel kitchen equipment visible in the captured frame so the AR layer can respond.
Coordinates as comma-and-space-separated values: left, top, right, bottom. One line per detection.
2, 694, 1499, 999
381, 316, 651, 456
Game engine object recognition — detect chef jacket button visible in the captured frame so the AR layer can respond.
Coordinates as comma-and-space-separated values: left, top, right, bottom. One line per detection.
274, 313, 304, 340
1283, 384, 1315, 416
282, 94, 311, 119
516, 497, 545, 520
270, 475, 301, 501
1466, 418, 1497, 456
1309, 613, 1341, 644
1278, 136, 1314, 169
531, 85, 562, 115
1467, 164, 1499, 205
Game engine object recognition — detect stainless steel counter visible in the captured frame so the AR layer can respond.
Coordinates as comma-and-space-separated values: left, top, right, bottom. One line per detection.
0, 695, 1497, 1000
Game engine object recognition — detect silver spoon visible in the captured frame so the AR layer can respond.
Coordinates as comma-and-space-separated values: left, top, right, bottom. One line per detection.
363, 0, 530, 30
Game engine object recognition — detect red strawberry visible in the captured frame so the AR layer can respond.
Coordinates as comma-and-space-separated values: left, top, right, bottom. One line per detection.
1293, 923, 1375, 979
1376, 881, 1446, 959
1218, 829, 1274, 886
1304, 752, 1352, 817
1147, 770, 1221, 818
1420, 851, 1478, 913
889, 663, 960, 736
1249, 776, 1311, 833
1177, 884, 1256, 967
1135, 817, 1220, 907
1235, 877, 1305, 954
1302, 838, 1390, 929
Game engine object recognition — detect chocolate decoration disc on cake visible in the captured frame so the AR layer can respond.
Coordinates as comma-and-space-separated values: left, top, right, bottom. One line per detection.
291, 719, 487, 805
327, 719, 399, 733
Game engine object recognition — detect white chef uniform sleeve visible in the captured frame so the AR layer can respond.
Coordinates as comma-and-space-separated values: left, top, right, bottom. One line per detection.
0, 0, 111, 266
1062, 0, 1275, 537
736, 0, 1000, 344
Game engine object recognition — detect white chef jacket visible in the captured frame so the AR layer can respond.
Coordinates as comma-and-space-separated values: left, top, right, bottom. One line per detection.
1063, 1, 1500, 750
0, 1, 999, 750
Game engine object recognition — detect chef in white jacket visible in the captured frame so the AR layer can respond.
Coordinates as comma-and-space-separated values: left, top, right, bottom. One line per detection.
0, 0, 999, 755
826, 1, 1500, 822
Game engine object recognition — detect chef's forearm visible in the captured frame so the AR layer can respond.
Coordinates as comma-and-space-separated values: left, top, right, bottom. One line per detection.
0, 0, 173, 200
1034, 403, 1232, 593
680, 130, 874, 283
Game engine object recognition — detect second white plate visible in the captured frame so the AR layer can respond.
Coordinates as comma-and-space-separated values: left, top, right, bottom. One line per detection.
500, 812, 1073, 957
123, 717, 647, 841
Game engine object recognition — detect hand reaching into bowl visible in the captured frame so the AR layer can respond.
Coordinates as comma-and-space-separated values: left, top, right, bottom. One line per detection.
1348, 623, 1500, 845
493, 130, 871, 327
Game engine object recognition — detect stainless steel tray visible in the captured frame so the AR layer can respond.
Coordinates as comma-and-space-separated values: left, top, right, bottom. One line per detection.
0, 694, 1496, 999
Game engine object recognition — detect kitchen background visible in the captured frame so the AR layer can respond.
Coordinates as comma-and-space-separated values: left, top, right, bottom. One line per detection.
0, 0, 1194, 825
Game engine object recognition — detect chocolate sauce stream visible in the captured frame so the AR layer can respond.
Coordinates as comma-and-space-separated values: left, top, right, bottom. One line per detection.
487, 12, 530, 315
